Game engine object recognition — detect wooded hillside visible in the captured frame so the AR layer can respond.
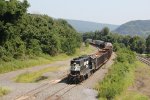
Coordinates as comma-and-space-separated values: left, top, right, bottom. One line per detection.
0, 0, 81, 62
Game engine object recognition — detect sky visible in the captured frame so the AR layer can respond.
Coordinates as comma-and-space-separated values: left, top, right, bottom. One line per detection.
27, 0, 150, 25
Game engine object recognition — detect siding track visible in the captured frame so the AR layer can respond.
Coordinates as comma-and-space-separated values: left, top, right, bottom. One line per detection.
137, 55, 150, 66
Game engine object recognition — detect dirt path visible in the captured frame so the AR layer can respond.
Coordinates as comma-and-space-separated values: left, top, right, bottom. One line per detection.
0, 49, 115, 100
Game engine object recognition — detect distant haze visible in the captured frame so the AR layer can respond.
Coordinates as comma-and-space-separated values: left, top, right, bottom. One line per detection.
28, 0, 150, 25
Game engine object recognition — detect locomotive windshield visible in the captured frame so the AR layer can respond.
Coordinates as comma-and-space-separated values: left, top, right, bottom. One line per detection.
70, 60, 81, 71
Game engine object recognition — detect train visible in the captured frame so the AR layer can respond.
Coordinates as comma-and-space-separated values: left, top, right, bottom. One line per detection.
67, 39, 113, 84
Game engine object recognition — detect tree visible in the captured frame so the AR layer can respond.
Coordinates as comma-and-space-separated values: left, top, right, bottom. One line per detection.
129, 36, 146, 54
146, 35, 150, 53
101, 27, 110, 36
0, 0, 29, 23
94, 30, 101, 40
122, 35, 131, 46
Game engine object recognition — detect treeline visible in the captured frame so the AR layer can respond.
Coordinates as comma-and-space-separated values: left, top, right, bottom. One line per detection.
0, 0, 81, 62
83, 27, 150, 54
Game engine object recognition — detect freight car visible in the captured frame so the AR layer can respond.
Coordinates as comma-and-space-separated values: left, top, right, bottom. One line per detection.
67, 40, 113, 84
86, 39, 105, 48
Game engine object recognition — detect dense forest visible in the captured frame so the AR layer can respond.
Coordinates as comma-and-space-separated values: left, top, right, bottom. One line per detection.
83, 27, 150, 54
0, 0, 81, 62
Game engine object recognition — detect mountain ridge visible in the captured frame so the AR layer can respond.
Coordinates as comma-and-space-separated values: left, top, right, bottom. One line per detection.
114, 20, 150, 37
66, 19, 119, 32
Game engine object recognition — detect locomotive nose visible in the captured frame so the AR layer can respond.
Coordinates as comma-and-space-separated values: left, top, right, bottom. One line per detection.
71, 66, 80, 71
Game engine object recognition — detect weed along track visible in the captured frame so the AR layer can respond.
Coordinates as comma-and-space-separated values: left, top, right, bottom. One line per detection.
15, 74, 68, 100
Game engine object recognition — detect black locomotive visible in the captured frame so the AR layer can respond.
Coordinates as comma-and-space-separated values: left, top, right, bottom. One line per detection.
67, 39, 113, 84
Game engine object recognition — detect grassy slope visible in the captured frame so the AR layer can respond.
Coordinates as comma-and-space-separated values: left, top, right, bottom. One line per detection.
0, 45, 96, 74
115, 62, 149, 100
95, 48, 137, 99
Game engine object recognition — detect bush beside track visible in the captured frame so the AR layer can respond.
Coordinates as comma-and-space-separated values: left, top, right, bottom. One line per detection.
95, 44, 137, 99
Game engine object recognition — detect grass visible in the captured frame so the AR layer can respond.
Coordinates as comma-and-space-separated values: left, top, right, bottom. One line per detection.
15, 66, 61, 83
0, 57, 51, 74
0, 87, 10, 97
0, 45, 96, 74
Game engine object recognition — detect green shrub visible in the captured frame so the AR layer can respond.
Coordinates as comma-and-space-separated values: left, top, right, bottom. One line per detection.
85, 40, 90, 47
113, 43, 126, 52
0, 87, 10, 97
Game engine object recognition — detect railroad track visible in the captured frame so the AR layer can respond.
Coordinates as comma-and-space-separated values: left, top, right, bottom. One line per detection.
15, 74, 68, 100
44, 58, 112, 100
45, 84, 77, 100
137, 56, 150, 66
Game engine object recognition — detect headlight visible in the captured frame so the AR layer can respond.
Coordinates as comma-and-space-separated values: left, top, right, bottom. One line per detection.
75, 66, 80, 71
